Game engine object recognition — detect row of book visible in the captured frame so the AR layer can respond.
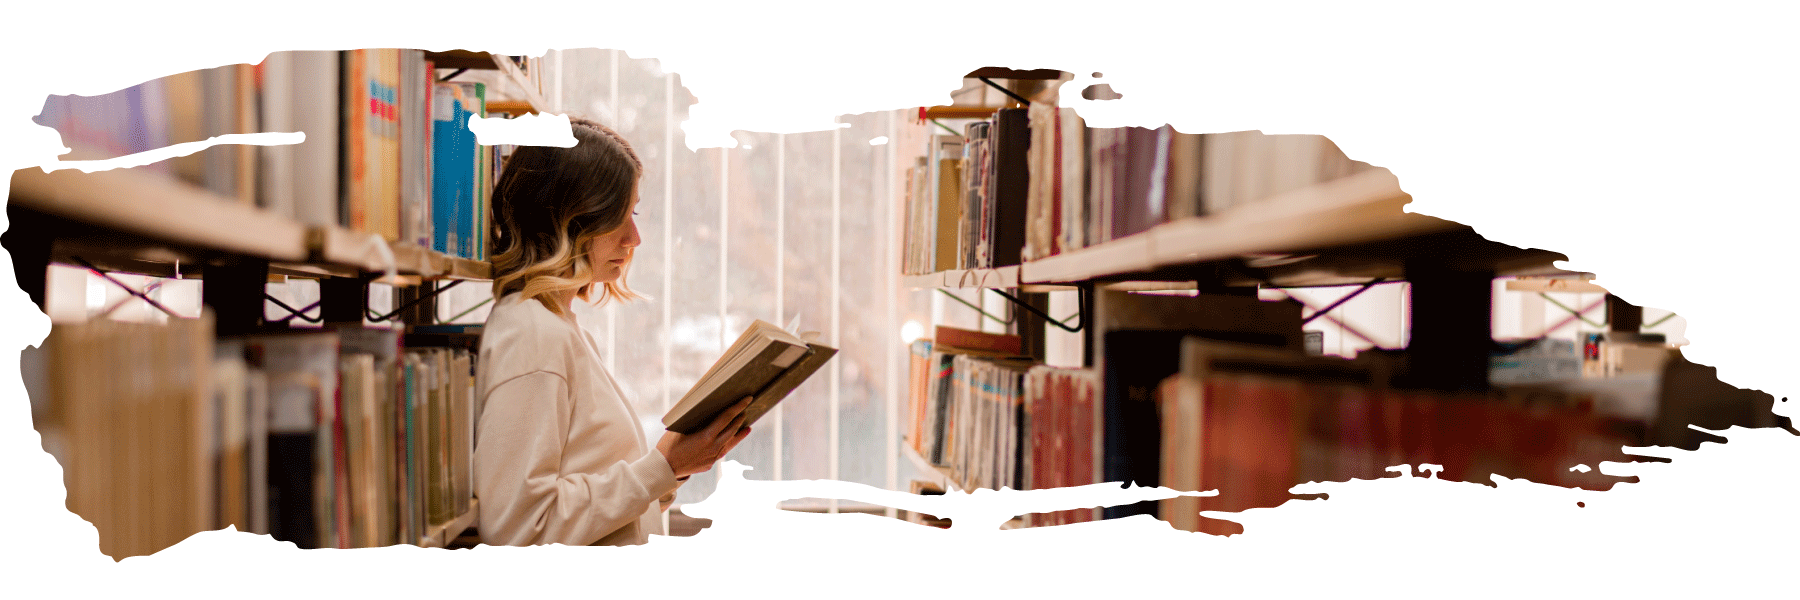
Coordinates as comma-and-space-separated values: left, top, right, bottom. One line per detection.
903, 321, 1639, 534
1156, 337, 1640, 535
33, 49, 513, 260
30, 314, 478, 559
898, 106, 1375, 274
904, 327, 1103, 528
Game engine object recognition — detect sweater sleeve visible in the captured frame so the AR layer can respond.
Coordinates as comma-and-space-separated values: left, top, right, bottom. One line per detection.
474, 370, 679, 546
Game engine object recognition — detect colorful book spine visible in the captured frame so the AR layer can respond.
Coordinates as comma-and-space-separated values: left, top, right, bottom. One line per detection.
431, 82, 474, 257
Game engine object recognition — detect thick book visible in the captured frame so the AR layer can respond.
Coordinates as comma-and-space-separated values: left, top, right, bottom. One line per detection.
661, 320, 837, 435
989, 107, 1030, 267
432, 81, 476, 257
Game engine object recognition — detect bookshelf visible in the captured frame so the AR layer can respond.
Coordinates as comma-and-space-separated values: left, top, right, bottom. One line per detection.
896, 67, 1674, 535
12, 167, 495, 284
9, 48, 561, 558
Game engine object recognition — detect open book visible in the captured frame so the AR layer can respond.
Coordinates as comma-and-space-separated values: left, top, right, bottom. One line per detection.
661, 320, 838, 435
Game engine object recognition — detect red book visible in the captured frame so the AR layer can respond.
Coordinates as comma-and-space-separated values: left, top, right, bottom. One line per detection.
933, 325, 1023, 356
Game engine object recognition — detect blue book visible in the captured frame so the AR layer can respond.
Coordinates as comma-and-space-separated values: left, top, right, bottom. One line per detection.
431, 83, 473, 257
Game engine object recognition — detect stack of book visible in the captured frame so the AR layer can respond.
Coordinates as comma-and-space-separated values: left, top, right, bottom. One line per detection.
905, 289, 1644, 534
908, 328, 1029, 493
30, 316, 480, 558
32, 49, 518, 261
900, 134, 964, 275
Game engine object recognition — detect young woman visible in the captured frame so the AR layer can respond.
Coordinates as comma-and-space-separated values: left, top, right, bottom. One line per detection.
473, 117, 752, 546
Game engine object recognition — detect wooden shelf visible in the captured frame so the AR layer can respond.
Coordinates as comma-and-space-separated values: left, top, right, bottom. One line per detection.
426, 50, 503, 71
315, 228, 492, 281
1504, 276, 1607, 294
419, 498, 479, 548
903, 168, 1577, 290
12, 166, 311, 264
13, 165, 492, 282
1025, 168, 1453, 284
964, 67, 1070, 81
902, 266, 1020, 291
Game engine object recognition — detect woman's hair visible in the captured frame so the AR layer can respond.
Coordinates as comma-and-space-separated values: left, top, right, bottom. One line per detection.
489, 116, 643, 315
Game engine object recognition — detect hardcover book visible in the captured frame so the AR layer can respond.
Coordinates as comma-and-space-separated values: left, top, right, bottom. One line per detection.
662, 320, 837, 435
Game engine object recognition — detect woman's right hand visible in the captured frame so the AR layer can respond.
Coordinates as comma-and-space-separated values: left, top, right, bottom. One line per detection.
656, 397, 754, 479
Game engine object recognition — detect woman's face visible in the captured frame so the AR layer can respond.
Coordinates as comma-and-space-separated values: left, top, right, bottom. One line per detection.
587, 187, 643, 285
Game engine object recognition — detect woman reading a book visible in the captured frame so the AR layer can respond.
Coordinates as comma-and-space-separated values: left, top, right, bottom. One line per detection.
474, 117, 752, 546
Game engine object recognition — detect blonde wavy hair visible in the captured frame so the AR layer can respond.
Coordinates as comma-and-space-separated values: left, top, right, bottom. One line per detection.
489, 117, 643, 316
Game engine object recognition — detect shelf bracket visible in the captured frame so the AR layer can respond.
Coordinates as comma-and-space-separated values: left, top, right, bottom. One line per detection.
1299, 279, 1386, 326
992, 287, 1085, 333
267, 296, 323, 324
368, 279, 464, 323
70, 256, 181, 319
937, 288, 1012, 327
976, 77, 1031, 107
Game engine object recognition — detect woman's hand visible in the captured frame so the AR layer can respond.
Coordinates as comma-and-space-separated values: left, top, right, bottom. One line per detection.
655, 397, 754, 479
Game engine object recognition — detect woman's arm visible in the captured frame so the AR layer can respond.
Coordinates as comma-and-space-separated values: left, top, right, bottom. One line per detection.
474, 371, 680, 546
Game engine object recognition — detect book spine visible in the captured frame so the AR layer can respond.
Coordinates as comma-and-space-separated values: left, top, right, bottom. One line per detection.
293, 51, 341, 228
990, 108, 1029, 267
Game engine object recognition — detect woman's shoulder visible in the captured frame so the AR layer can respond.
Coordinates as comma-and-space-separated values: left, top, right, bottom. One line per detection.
479, 294, 587, 378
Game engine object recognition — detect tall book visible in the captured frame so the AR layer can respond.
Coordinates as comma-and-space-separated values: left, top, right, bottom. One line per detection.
469, 83, 489, 260
932, 135, 964, 272
343, 49, 368, 231
291, 50, 341, 228
258, 52, 297, 219
988, 107, 1030, 267
374, 49, 403, 242
432, 81, 477, 258
249, 330, 341, 550
400, 51, 434, 248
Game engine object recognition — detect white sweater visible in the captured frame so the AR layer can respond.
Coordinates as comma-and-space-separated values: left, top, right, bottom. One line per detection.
473, 293, 679, 546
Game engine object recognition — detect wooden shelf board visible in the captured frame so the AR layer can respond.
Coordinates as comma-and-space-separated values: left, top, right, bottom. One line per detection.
316, 231, 493, 282
921, 106, 1005, 120
420, 498, 479, 548
1505, 277, 1608, 294
964, 67, 1070, 81
427, 50, 502, 71
901, 266, 1020, 290
1148, 169, 1451, 270
12, 166, 311, 264
1022, 233, 1155, 284
1009, 169, 1464, 286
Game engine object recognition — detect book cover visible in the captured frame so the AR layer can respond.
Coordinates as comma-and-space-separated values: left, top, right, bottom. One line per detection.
662, 320, 836, 435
